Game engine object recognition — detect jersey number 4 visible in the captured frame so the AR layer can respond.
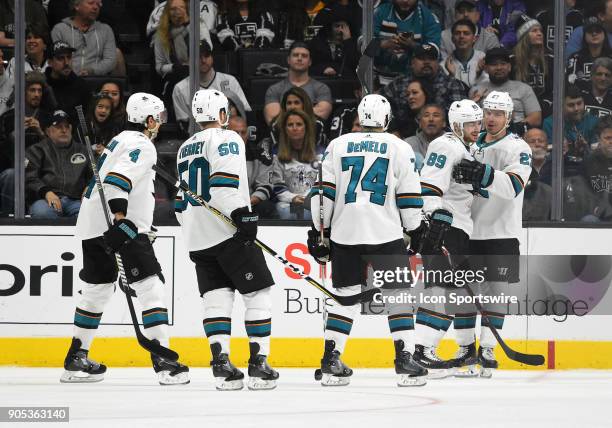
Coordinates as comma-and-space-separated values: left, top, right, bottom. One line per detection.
341, 156, 389, 205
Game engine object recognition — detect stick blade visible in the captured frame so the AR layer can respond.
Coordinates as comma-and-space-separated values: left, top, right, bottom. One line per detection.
501, 344, 545, 366
139, 338, 179, 361
336, 288, 381, 306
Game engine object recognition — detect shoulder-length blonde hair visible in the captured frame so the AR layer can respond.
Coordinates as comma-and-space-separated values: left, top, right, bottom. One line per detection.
513, 24, 547, 84
157, 0, 189, 53
277, 110, 316, 164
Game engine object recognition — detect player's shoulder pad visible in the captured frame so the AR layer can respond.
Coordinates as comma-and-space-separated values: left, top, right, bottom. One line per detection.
428, 132, 462, 154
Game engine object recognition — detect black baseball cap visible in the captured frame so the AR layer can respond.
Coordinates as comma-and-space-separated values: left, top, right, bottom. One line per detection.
455, 0, 477, 10
47, 110, 71, 127
485, 47, 511, 64
199, 40, 213, 56
50, 41, 76, 57
413, 43, 440, 60
584, 16, 605, 33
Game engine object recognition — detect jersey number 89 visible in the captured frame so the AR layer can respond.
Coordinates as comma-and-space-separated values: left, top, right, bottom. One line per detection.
341, 156, 389, 205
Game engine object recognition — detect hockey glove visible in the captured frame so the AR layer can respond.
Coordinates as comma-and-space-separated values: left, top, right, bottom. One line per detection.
452, 159, 494, 190
420, 209, 453, 255
406, 222, 426, 253
231, 206, 258, 244
103, 218, 138, 253
307, 226, 330, 265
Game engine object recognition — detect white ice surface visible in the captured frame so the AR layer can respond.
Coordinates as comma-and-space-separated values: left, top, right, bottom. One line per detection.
0, 368, 610, 428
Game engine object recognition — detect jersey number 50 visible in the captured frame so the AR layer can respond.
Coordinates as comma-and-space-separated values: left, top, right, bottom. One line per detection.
177, 157, 211, 206
341, 156, 389, 205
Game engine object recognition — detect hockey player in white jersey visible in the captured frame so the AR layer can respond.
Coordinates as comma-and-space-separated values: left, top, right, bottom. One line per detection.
411, 100, 483, 379
452, 91, 532, 377
63, 93, 189, 385
175, 89, 278, 390
308, 94, 427, 387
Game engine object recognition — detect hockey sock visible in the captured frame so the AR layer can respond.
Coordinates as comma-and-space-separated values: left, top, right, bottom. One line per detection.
324, 285, 361, 354
388, 312, 415, 352
202, 287, 235, 355
132, 275, 169, 348
453, 312, 477, 346
480, 311, 505, 348
243, 287, 272, 356
73, 282, 114, 350
415, 307, 453, 348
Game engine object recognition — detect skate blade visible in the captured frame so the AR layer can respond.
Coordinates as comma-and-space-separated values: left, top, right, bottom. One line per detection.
158, 371, 190, 385
479, 367, 494, 378
321, 373, 350, 386
453, 365, 479, 378
247, 377, 277, 390
60, 370, 104, 383
215, 377, 244, 391
426, 368, 451, 380
397, 374, 427, 387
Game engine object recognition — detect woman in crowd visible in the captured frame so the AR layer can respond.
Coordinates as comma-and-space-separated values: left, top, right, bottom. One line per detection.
511, 15, 554, 117
87, 93, 120, 156
6, 25, 50, 80
271, 109, 320, 220
98, 80, 127, 129
391, 78, 434, 139
567, 17, 612, 90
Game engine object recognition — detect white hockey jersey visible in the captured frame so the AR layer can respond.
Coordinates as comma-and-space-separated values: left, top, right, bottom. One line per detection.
311, 131, 423, 246
175, 128, 250, 251
470, 132, 533, 240
76, 131, 157, 240
420, 132, 476, 237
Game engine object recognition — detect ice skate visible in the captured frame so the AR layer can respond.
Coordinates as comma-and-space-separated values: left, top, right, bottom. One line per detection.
247, 343, 279, 390
394, 340, 427, 387
60, 338, 106, 383
452, 342, 479, 377
151, 351, 190, 385
478, 346, 498, 378
413, 344, 452, 379
210, 342, 244, 390
320, 340, 353, 386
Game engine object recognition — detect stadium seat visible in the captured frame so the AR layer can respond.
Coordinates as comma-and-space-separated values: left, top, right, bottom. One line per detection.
247, 77, 283, 110
239, 48, 289, 83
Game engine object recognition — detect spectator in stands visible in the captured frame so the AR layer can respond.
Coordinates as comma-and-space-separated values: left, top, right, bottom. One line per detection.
325, 0, 363, 37
373, 0, 441, 83
582, 57, 612, 118
271, 109, 319, 220
582, 116, 612, 221
441, 0, 500, 59
383, 43, 468, 132
173, 40, 250, 131
0, 0, 49, 48
6, 24, 51, 80
0, 48, 13, 116
543, 85, 599, 161
536, 0, 583, 52
470, 47, 541, 134
44, 41, 91, 122
215, 0, 275, 50
280, 0, 334, 47
87, 92, 120, 154
25, 110, 91, 218
566, 0, 612, 61
523, 128, 552, 221
477, 0, 526, 49
326, 80, 364, 140
98, 80, 127, 128
264, 41, 332, 125
147, 0, 216, 42
269, 86, 327, 149
51, 0, 118, 76
511, 14, 554, 117
309, 12, 359, 79
441, 19, 488, 88
154, 0, 198, 104
24, 72, 54, 147
228, 115, 276, 218
404, 103, 447, 170
566, 17, 612, 90
391, 78, 435, 138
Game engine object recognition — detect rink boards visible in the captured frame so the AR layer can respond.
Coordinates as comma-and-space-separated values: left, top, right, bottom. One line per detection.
1, 225, 612, 369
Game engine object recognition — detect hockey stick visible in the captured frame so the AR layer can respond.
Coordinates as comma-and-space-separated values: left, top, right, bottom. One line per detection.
75, 106, 178, 361
153, 164, 380, 306
356, 38, 380, 96
436, 247, 544, 366
317, 160, 327, 287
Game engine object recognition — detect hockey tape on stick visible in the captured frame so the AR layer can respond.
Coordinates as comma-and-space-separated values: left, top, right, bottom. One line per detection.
75, 106, 178, 362
153, 164, 379, 306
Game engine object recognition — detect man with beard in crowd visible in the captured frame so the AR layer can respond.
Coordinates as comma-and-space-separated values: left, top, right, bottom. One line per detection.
522, 128, 552, 221
404, 103, 447, 171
